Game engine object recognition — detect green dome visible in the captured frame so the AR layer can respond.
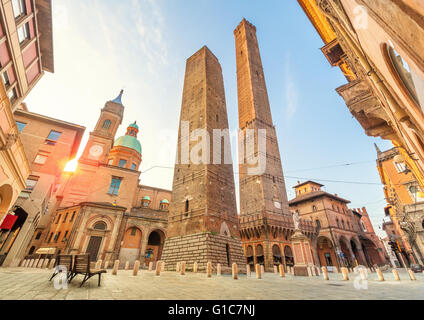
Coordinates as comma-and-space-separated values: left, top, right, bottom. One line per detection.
142, 196, 151, 200
114, 135, 141, 154
160, 199, 169, 204
129, 121, 139, 130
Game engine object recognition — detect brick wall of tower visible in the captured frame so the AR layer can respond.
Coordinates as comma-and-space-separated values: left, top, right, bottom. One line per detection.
166, 46, 240, 238
234, 19, 290, 217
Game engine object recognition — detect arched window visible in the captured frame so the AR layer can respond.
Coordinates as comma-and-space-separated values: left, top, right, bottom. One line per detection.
102, 119, 111, 130
336, 219, 340, 228
35, 232, 42, 240
185, 199, 189, 212
342, 220, 345, 229
386, 44, 424, 110
93, 221, 107, 230
28, 246, 35, 255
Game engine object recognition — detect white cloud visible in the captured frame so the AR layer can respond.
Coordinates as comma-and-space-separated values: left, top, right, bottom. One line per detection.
283, 55, 299, 121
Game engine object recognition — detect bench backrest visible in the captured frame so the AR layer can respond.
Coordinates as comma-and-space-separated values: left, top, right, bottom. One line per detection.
73, 254, 91, 274
56, 254, 73, 271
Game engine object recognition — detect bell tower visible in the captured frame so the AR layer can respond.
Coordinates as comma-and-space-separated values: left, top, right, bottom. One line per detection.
80, 90, 124, 165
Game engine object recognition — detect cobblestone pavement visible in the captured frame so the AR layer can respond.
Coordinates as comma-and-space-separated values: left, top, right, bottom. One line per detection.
0, 267, 423, 300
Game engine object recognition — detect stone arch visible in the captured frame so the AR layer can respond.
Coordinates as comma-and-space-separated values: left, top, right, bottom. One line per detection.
256, 244, 264, 265
0, 184, 14, 215
272, 244, 282, 265
339, 236, 353, 267
284, 245, 294, 267
145, 229, 166, 264
219, 221, 231, 237
316, 236, 337, 268
87, 215, 113, 231
245, 245, 254, 265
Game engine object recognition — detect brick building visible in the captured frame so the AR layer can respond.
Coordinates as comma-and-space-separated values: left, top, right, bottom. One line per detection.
289, 181, 386, 269
234, 19, 315, 272
24, 92, 171, 268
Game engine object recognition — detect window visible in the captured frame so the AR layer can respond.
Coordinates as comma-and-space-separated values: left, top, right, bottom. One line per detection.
1, 71, 10, 87
28, 246, 35, 255
118, 159, 127, 168
324, 253, 333, 266
16, 121, 26, 132
35, 232, 42, 240
70, 211, 76, 222
63, 212, 68, 223
131, 228, 137, 236
55, 214, 61, 224
102, 119, 111, 129
7, 87, 17, 102
46, 130, 61, 144
93, 221, 107, 230
25, 176, 38, 191
312, 205, 317, 212
48, 232, 53, 242
131, 163, 136, 170
34, 153, 48, 164
394, 161, 407, 173
342, 220, 345, 229
336, 218, 340, 228
12, 0, 26, 19
185, 199, 189, 212
386, 44, 424, 110
108, 177, 122, 195
54, 232, 61, 242
17, 22, 30, 44
63, 231, 68, 240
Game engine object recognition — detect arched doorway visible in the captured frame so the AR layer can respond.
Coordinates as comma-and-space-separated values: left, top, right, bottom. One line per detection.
350, 239, 363, 266
284, 245, 294, 267
272, 244, 282, 265
339, 237, 353, 268
145, 229, 165, 265
361, 238, 383, 267
256, 244, 264, 265
119, 227, 142, 266
316, 236, 336, 268
85, 221, 107, 261
0, 207, 28, 266
245, 245, 254, 266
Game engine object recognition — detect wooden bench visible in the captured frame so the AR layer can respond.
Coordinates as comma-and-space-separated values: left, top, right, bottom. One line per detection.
49, 254, 73, 281
69, 254, 106, 287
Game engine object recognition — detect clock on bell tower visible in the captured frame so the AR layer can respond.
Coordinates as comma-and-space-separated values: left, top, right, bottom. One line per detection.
80, 90, 125, 165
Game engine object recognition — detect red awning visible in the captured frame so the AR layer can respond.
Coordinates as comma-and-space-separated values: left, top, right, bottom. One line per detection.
0, 215, 18, 230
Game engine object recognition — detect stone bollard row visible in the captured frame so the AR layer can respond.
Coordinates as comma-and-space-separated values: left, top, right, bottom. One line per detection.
359, 268, 367, 280
95, 259, 102, 270
408, 269, 417, 281
125, 261, 130, 270
232, 263, 238, 280
133, 260, 140, 276
322, 266, 329, 280
149, 261, 153, 271
273, 265, 278, 274
161, 261, 165, 272
260, 265, 265, 275
207, 261, 212, 278
246, 264, 251, 277
112, 260, 119, 275
104, 261, 109, 269
193, 262, 198, 273
37, 259, 44, 268
156, 261, 161, 276
43, 259, 50, 269
255, 264, 262, 279
376, 268, 384, 281
176, 262, 180, 273
279, 264, 285, 278
49, 259, 56, 269
180, 261, 186, 275
341, 267, 349, 281
217, 263, 222, 276
392, 269, 400, 281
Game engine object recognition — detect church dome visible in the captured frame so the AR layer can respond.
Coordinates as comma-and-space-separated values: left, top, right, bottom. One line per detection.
160, 199, 169, 204
113, 121, 141, 154
142, 196, 151, 201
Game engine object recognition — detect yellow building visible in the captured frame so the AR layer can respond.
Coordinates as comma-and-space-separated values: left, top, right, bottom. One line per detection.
298, 0, 424, 189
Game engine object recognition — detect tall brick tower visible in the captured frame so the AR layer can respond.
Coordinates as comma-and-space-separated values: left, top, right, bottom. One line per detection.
234, 19, 311, 272
161, 46, 245, 272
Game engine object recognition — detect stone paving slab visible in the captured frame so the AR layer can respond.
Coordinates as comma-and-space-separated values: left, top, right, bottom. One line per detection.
0, 268, 423, 300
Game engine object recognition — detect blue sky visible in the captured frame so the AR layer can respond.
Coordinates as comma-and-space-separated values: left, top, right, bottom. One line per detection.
26, 0, 393, 236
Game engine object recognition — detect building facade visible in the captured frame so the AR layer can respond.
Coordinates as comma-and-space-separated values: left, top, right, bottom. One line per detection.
24, 92, 172, 268
377, 145, 424, 265
289, 181, 386, 269
0, 109, 84, 267
298, 0, 424, 200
